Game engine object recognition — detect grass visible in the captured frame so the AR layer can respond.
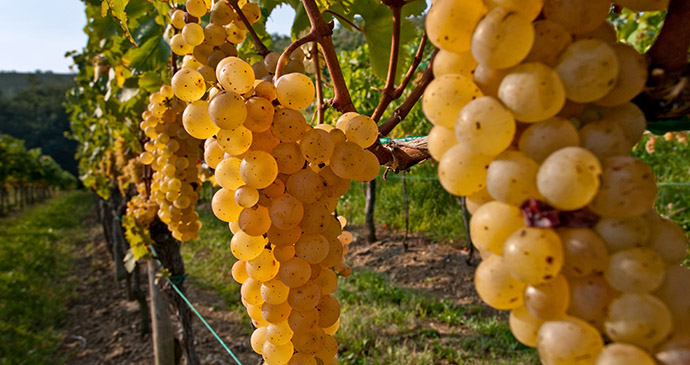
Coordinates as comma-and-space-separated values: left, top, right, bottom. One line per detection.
338, 163, 468, 245
336, 270, 539, 364
0, 190, 93, 364
633, 134, 690, 231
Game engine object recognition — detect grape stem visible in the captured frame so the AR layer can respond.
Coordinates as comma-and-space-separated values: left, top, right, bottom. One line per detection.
371, 4, 403, 122
275, 32, 318, 80
324, 10, 363, 32
373, 34, 430, 126
295, 0, 357, 113
312, 41, 326, 125
378, 57, 435, 136
371, 2, 429, 123
226, 0, 270, 57
369, 62, 434, 171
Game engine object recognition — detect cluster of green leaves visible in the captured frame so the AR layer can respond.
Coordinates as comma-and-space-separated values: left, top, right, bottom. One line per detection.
67, 0, 172, 199
0, 191, 93, 364
0, 134, 76, 190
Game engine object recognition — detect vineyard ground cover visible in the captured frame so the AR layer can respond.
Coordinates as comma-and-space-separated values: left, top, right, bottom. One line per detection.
339, 163, 468, 245
183, 202, 538, 364
0, 191, 92, 364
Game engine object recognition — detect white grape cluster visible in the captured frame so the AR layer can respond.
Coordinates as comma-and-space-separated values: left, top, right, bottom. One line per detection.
201, 60, 384, 363
170, 0, 307, 87
137, 84, 204, 241
122, 157, 158, 226
201, 61, 379, 363
166, 2, 382, 363
425, 0, 689, 364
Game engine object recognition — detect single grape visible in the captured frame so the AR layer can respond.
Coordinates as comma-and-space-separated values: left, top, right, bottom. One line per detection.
498, 62, 566, 122
537, 317, 604, 365
276, 73, 315, 111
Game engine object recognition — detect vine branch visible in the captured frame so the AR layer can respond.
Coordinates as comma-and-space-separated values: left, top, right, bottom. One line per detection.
324, 10, 363, 32
226, 0, 270, 57
371, 4, 403, 122
275, 0, 355, 113
312, 42, 325, 124
275, 33, 317, 80
393, 33, 427, 98
378, 59, 435, 136
302, 0, 356, 113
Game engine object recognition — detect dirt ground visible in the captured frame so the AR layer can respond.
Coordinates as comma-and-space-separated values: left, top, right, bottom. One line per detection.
346, 226, 483, 305
57, 218, 258, 365
57, 220, 483, 364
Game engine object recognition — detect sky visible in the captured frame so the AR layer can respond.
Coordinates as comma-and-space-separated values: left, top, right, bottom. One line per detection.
0, 1, 294, 74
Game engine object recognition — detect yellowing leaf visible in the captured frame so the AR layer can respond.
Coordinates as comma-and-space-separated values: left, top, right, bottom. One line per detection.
122, 214, 153, 260
113, 65, 129, 87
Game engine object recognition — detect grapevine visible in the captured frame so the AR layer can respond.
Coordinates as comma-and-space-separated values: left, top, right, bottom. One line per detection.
65, 0, 690, 363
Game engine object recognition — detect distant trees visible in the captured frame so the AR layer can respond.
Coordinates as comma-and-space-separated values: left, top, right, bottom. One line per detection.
0, 75, 78, 177
0, 134, 76, 214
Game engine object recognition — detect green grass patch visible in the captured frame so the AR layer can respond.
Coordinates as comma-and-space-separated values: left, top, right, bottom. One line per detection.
338, 163, 467, 244
633, 134, 690, 231
0, 190, 93, 364
336, 270, 539, 364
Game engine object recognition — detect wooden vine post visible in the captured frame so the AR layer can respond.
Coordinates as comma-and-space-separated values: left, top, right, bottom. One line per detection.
148, 260, 176, 365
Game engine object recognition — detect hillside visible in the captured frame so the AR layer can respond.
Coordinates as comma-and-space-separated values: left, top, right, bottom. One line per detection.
0, 72, 78, 176
0, 72, 75, 98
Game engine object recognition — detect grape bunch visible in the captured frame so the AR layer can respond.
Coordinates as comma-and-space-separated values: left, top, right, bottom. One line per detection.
170, 0, 307, 88
165, 2, 381, 363
426, 0, 689, 364
122, 157, 158, 226
200, 59, 380, 364
137, 84, 204, 241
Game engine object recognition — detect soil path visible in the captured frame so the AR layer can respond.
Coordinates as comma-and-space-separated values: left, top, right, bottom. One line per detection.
57, 218, 258, 365
57, 219, 484, 363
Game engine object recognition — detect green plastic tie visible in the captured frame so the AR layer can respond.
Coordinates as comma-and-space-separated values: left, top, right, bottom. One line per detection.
379, 136, 425, 144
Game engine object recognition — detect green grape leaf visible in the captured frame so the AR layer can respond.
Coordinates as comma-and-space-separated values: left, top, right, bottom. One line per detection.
123, 0, 151, 21
402, 0, 427, 17
102, 0, 137, 46
291, 5, 312, 39
90, 13, 121, 40
123, 35, 170, 73
131, 14, 161, 46
138, 71, 164, 93
356, 2, 419, 81
321, 3, 357, 31
256, 0, 300, 14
